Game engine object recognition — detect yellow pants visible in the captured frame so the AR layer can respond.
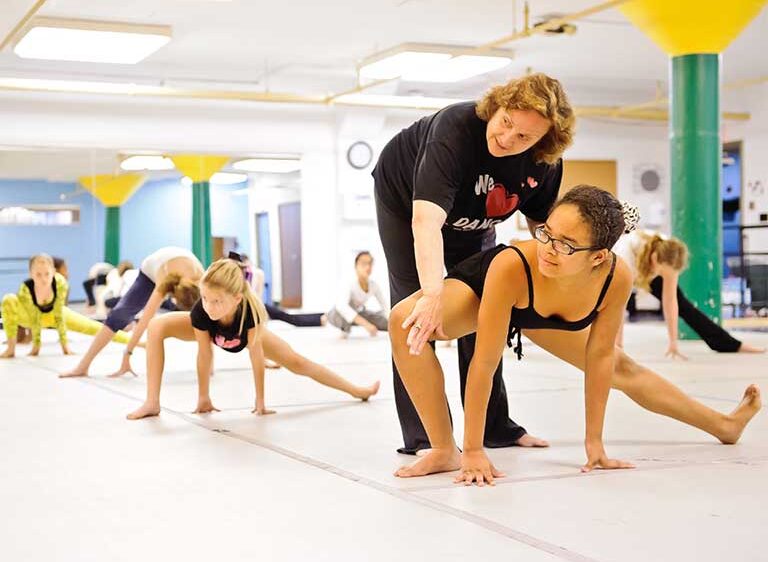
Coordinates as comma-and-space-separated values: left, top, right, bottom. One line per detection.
2, 294, 131, 344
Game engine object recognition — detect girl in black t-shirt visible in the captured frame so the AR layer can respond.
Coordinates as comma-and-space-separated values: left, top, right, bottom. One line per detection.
127, 258, 379, 420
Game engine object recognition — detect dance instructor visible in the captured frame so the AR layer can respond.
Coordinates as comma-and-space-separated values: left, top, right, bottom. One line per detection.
373, 73, 575, 453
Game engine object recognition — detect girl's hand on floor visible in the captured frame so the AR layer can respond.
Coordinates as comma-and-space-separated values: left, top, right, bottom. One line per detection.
454, 449, 505, 487
193, 398, 220, 414
252, 404, 276, 416
582, 440, 635, 472
28, 345, 40, 357
108, 355, 138, 378
664, 344, 688, 361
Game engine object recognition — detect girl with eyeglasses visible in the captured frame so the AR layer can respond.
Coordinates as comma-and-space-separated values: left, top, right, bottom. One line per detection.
388, 186, 761, 485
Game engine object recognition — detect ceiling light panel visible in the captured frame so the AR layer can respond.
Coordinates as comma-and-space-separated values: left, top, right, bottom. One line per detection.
211, 172, 248, 185
232, 159, 301, 173
13, 17, 171, 64
358, 43, 514, 83
120, 155, 175, 171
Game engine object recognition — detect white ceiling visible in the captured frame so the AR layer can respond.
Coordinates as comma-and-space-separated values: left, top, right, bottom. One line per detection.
1, 1, 766, 101
0, 0, 767, 178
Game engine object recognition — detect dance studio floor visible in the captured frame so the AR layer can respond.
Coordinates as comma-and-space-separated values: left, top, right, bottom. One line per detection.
2, 318, 767, 562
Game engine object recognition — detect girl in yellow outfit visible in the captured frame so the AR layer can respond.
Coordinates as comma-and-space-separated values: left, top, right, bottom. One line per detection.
1, 254, 131, 358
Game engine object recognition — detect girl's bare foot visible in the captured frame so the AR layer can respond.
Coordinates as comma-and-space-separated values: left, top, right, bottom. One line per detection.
719, 385, 762, 444
127, 402, 161, 420
59, 369, 88, 378
0, 347, 15, 359
395, 447, 461, 478
738, 343, 766, 353
515, 433, 550, 447
356, 380, 380, 401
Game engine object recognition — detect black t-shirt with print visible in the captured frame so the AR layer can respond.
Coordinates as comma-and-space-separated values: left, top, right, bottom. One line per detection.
372, 101, 562, 236
190, 300, 257, 354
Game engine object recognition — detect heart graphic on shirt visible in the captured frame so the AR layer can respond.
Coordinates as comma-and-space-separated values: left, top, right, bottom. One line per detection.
527, 176, 539, 189
486, 183, 519, 218
215, 334, 241, 349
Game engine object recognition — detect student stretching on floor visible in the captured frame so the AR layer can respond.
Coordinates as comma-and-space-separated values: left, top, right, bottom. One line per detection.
389, 187, 761, 485
614, 230, 765, 358
60, 246, 203, 378
126, 257, 380, 420
1, 255, 132, 358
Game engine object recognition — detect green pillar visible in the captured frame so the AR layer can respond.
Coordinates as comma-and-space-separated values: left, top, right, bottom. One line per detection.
192, 181, 213, 267
670, 54, 721, 339
105, 206, 120, 265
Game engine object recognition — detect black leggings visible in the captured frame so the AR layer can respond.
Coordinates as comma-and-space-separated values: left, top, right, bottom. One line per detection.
265, 303, 324, 327
82, 273, 108, 306
648, 276, 741, 353
375, 193, 526, 454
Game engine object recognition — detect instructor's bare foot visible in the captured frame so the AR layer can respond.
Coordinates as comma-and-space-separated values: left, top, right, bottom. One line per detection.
516, 433, 550, 447
127, 402, 161, 420
738, 343, 766, 354
356, 380, 380, 401
395, 447, 461, 478
719, 385, 762, 444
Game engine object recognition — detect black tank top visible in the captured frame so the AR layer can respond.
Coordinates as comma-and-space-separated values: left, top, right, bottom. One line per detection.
24, 278, 57, 313
446, 244, 616, 360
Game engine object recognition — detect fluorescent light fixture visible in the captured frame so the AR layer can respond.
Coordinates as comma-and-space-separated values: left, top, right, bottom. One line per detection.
232, 159, 301, 174
359, 43, 513, 83
334, 93, 462, 110
360, 52, 451, 80
13, 17, 171, 64
0, 77, 166, 95
405, 55, 512, 82
211, 172, 248, 185
120, 155, 175, 171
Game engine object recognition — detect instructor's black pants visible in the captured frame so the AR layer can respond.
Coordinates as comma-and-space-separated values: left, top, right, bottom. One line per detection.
375, 196, 526, 454
648, 276, 741, 353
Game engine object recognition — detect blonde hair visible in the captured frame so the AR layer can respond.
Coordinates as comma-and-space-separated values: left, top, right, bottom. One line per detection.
28, 254, 54, 271
636, 235, 689, 289
201, 258, 268, 336
159, 274, 201, 311
117, 261, 134, 276
475, 73, 575, 165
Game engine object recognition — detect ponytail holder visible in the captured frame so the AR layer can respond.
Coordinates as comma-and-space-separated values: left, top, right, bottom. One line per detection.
620, 201, 640, 235
228, 251, 252, 283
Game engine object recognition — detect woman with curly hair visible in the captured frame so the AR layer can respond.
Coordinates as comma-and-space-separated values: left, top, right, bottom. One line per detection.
615, 230, 765, 359
373, 72, 575, 454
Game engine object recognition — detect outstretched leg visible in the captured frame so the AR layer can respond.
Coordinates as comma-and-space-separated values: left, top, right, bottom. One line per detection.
390, 280, 480, 477
127, 312, 195, 420
523, 328, 762, 443
260, 329, 380, 400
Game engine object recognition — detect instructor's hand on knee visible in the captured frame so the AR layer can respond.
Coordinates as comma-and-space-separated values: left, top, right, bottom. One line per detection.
403, 292, 446, 355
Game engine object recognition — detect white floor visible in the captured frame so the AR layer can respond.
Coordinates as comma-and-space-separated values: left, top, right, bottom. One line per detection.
1, 319, 767, 562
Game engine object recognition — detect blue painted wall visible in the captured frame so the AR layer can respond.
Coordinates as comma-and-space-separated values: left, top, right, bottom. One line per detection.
1, 177, 251, 302
0, 179, 104, 300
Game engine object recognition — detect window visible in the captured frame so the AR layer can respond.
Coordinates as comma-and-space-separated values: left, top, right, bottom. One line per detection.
0, 205, 80, 226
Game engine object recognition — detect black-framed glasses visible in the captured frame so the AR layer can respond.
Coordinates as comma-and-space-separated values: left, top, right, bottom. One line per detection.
534, 226, 600, 255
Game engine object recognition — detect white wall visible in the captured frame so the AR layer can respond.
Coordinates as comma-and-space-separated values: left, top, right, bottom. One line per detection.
4, 89, 768, 311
